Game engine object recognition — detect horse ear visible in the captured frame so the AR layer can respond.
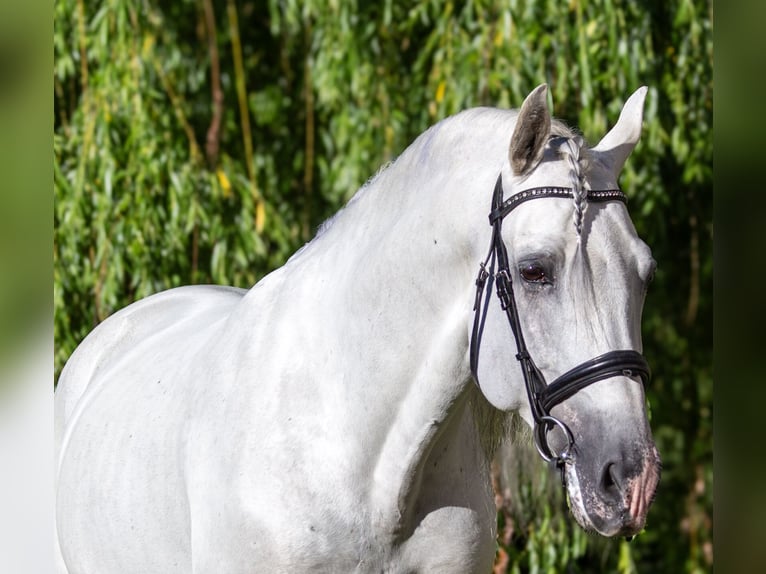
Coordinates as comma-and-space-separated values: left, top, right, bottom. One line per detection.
509, 84, 551, 176
592, 86, 648, 175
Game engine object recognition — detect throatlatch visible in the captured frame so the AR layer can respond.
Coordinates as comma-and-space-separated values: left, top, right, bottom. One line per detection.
469, 174, 650, 467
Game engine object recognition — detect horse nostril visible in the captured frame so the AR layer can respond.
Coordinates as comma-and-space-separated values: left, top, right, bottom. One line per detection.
601, 462, 619, 494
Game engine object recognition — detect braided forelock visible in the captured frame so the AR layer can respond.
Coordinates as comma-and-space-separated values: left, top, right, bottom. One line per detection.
560, 136, 589, 237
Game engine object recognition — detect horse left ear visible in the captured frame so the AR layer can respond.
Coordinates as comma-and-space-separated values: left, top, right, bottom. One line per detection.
592, 86, 648, 175
509, 84, 551, 176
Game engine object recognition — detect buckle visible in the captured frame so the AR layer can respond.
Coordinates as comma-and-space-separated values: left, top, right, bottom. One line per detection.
475, 263, 489, 287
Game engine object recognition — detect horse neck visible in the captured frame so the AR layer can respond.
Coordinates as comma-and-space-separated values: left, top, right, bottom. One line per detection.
303, 109, 515, 394
284, 110, 516, 527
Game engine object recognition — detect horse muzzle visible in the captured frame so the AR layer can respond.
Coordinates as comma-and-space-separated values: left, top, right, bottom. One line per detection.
562, 440, 661, 537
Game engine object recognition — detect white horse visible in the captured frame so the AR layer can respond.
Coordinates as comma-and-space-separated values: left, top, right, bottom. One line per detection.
55, 85, 660, 573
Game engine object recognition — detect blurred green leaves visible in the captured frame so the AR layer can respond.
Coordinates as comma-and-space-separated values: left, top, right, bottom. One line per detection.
0, 0, 51, 388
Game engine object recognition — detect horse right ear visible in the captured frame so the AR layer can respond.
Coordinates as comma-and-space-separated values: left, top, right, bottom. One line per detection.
509, 84, 551, 176
591, 86, 648, 176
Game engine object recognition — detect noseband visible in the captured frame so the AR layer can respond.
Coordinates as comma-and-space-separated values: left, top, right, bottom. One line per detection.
470, 174, 650, 468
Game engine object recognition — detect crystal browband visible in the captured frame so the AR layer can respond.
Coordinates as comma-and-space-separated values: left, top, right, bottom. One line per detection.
488, 186, 627, 224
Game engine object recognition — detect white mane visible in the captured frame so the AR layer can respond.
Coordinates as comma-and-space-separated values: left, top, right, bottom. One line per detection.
313, 107, 588, 245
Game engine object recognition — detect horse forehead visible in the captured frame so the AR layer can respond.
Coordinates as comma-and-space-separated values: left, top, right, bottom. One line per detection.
511, 199, 572, 241
510, 200, 648, 270
589, 203, 650, 258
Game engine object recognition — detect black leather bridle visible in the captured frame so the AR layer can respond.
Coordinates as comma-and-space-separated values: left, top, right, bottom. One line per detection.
470, 174, 651, 468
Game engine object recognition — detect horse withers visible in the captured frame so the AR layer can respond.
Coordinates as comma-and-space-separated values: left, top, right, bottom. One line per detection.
55, 85, 660, 573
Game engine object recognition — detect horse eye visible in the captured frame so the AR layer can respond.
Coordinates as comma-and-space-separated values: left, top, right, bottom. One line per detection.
519, 263, 547, 283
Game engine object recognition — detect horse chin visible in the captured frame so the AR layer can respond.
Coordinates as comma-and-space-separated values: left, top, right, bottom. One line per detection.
562, 456, 658, 538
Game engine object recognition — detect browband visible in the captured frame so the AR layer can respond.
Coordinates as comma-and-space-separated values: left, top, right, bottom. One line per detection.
489, 185, 627, 224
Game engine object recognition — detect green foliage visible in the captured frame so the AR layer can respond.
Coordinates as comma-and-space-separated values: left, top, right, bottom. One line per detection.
54, 0, 712, 572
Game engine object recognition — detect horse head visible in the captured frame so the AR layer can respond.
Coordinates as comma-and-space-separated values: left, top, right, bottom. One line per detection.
471, 84, 660, 537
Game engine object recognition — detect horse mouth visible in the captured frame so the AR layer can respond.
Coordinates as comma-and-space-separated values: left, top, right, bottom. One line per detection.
562, 447, 661, 538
